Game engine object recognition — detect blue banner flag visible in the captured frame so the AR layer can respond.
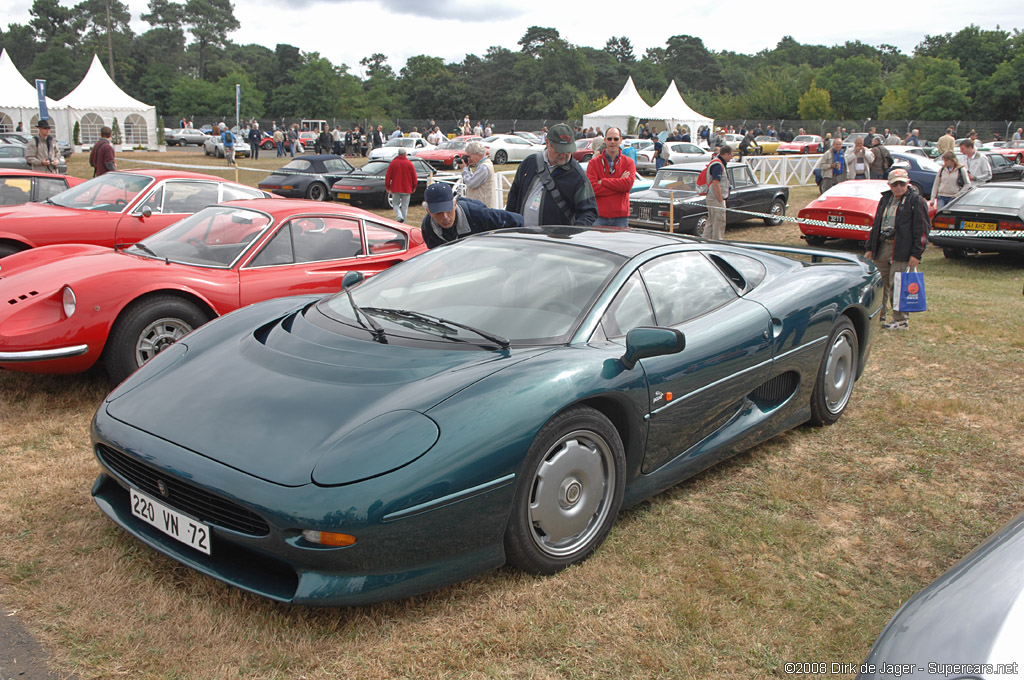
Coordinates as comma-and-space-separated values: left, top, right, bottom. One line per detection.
235, 84, 240, 126
35, 79, 49, 121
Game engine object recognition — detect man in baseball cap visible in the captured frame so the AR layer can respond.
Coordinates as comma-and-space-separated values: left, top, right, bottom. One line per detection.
864, 166, 929, 331
420, 182, 523, 249
504, 122, 597, 226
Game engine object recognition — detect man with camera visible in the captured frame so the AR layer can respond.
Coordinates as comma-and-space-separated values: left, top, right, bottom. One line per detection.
25, 119, 62, 173
458, 141, 497, 208
864, 168, 929, 331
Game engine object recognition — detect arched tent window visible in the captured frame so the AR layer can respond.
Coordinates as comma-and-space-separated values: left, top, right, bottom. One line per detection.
124, 114, 148, 145
80, 113, 104, 144
0, 114, 12, 132
29, 114, 39, 129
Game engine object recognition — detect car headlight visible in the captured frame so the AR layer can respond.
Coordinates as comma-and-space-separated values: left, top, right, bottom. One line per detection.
62, 285, 77, 318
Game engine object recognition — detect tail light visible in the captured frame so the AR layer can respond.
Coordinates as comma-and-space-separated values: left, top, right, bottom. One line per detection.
997, 221, 1020, 230
932, 215, 955, 228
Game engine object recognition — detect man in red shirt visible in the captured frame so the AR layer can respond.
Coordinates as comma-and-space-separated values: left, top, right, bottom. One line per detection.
384, 148, 418, 223
89, 126, 117, 177
585, 127, 635, 227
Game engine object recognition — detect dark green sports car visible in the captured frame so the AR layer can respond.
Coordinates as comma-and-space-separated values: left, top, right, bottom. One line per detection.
91, 227, 883, 605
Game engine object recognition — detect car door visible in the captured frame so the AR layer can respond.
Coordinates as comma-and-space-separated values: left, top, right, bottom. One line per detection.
726, 166, 763, 222
600, 251, 774, 473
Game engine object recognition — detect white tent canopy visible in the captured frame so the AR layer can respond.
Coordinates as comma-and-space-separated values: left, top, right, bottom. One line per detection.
582, 76, 654, 135
0, 48, 63, 134
648, 80, 714, 139
57, 54, 157, 147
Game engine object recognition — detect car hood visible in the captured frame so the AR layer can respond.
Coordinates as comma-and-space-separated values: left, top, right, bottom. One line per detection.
0, 243, 133, 287
0, 200, 85, 224
630, 187, 702, 203
104, 300, 545, 487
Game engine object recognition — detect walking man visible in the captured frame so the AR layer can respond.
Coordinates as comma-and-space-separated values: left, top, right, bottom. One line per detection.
384, 149, 417, 223
89, 126, 117, 177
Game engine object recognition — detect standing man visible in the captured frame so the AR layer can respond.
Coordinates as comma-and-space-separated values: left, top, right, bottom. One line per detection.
505, 123, 597, 227
384, 148, 418, 223
1013, 128, 1022, 141
653, 134, 666, 170
704, 145, 733, 240
906, 129, 921, 147
248, 123, 261, 161
372, 125, 386, 151
936, 127, 956, 157
459, 141, 497, 208
421, 183, 523, 249
816, 138, 847, 193
868, 136, 892, 180
864, 168, 929, 331
88, 125, 116, 177
960, 139, 992, 184
847, 137, 874, 180
25, 119, 62, 173
586, 127, 636, 228
886, 129, 901, 145
274, 127, 284, 157
287, 125, 298, 157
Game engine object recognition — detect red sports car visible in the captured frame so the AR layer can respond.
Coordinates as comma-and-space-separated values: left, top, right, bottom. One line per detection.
0, 169, 272, 259
992, 140, 1024, 164
778, 135, 824, 155
572, 138, 597, 162
415, 135, 483, 169
0, 199, 426, 382
798, 180, 935, 245
0, 169, 85, 206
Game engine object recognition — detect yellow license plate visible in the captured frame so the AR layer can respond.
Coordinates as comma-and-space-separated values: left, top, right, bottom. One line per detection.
335, 193, 350, 199
963, 220, 996, 231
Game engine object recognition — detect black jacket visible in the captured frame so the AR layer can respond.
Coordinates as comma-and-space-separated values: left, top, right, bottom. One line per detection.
420, 197, 524, 249
505, 152, 597, 226
865, 186, 929, 262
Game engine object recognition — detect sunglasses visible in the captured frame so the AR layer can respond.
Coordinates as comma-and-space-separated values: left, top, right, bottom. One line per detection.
605, 136, 621, 141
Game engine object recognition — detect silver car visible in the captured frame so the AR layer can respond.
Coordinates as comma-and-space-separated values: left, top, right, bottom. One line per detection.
0, 143, 68, 174
203, 133, 251, 159
166, 128, 210, 146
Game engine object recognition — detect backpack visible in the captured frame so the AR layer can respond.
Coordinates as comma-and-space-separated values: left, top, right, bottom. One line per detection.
222, 130, 233, 145
696, 158, 724, 195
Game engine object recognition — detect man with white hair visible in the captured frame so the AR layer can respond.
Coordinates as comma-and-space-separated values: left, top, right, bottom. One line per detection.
459, 141, 496, 207
384, 148, 417, 223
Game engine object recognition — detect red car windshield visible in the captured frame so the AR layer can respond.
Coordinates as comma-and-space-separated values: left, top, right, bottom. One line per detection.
48, 172, 153, 212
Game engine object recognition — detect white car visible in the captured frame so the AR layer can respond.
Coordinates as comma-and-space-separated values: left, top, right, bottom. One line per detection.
367, 137, 435, 161
665, 142, 712, 166
203, 133, 251, 159
481, 134, 544, 164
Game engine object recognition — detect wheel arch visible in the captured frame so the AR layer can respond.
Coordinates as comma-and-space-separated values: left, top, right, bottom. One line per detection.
100, 288, 218, 355
565, 393, 645, 475
0, 237, 33, 255
839, 306, 870, 381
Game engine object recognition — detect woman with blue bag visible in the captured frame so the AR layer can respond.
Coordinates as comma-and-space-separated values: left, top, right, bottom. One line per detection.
864, 168, 930, 331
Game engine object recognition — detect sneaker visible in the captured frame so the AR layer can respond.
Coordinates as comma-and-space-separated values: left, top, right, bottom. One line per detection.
882, 319, 909, 330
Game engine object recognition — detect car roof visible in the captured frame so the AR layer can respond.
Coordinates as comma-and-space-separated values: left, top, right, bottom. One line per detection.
115, 169, 242, 182
664, 160, 747, 170
289, 154, 345, 161
480, 225, 702, 258
218, 197, 398, 221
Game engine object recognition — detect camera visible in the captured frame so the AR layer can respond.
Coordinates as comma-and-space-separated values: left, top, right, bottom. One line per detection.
880, 226, 896, 240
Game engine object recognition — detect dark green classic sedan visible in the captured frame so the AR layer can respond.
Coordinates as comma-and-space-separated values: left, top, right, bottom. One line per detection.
91, 227, 882, 605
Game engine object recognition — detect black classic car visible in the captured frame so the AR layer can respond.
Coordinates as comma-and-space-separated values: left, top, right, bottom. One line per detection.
258, 155, 356, 201
629, 161, 789, 236
929, 182, 1024, 257
330, 157, 436, 208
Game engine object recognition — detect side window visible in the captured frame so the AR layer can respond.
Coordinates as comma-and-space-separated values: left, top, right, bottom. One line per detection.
290, 216, 363, 263
0, 178, 32, 205
36, 178, 69, 202
138, 186, 163, 213
221, 184, 265, 201
163, 181, 219, 213
640, 252, 737, 326
600, 272, 655, 338
365, 222, 407, 254
250, 223, 294, 267
729, 167, 754, 188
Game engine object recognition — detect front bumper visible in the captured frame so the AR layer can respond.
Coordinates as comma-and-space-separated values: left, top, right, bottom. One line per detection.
0, 344, 90, 362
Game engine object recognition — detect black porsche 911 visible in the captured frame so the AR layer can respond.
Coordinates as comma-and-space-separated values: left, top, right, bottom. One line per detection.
330, 157, 436, 208
929, 182, 1024, 257
629, 162, 789, 237
258, 155, 356, 202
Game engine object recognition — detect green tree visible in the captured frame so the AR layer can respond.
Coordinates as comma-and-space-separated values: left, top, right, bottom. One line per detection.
974, 55, 1024, 119
816, 55, 884, 118
517, 26, 560, 56
566, 93, 610, 125
797, 81, 833, 119
877, 88, 910, 119
904, 56, 971, 118
183, 0, 239, 79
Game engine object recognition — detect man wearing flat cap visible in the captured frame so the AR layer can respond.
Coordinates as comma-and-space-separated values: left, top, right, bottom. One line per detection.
420, 182, 524, 249
25, 119, 63, 173
505, 123, 597, 226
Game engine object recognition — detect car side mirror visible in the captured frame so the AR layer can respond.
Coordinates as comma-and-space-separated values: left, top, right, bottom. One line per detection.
620, 327, 686, 370
341, 271, 364, 290
139, 205, 152, 218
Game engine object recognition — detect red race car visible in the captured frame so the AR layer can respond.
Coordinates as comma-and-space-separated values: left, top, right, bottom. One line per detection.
992, 140, 1024, 164
415, 135, 483, 169
0, 169, 86, 206
0, 199, 426, 382
0, 169, 272, 259
778, 135, 824, 155
798, 179, 935, 246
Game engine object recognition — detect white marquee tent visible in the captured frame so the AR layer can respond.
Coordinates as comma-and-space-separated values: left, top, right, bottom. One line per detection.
0, 48, 63, 134
582, 76, 654, 134
57, 55, 157, 147
648, 80, 714, 139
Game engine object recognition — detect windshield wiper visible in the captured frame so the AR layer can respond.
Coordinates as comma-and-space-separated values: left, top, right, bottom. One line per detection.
345, 289, 386, 343
362, 307, 510, 350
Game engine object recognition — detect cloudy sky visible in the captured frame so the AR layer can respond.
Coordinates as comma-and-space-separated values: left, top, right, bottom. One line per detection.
2, 0, 1022, 76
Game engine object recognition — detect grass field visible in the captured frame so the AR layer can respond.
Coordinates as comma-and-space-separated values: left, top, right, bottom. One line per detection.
1, 152, 1023, 679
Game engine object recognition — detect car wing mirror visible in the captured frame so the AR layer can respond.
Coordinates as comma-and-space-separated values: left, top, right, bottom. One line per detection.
341, 270, 364, 290
620, 327, 686, 370
138, 205, 153, 218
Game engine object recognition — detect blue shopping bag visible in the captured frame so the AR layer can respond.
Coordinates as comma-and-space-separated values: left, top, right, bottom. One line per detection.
894, 268, 926, 312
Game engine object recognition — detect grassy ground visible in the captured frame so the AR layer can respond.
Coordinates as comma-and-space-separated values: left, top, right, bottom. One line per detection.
1, 155, 1023, 679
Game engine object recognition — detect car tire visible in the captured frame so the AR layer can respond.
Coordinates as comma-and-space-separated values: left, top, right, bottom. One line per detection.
204, 146, 210, 156
494, 150, 508, 165
104, 296, 208, 384
693, 215, 709, 238
384, 192, 394, 209
306, 182, 328, 201
216, 147, 224, 159
0, 242, 26, 259
504, 405, 625, 574
943, 247, 967, 259
808, 316, 858, 426
764, 198, 787, 226
1016, 154, 1022, 164
581, 153, 593, 162
805, 235, 828, 247
910, 182, 924, 195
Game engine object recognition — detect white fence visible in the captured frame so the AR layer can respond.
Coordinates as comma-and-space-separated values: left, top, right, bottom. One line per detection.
746, 155, 821, 187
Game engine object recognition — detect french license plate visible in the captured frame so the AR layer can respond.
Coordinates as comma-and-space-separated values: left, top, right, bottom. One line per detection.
827, 214, 845, 224
335, 193, 351, 199
130, 487, 211, 555
639, 206, 653, 221
962, 220, 995, 231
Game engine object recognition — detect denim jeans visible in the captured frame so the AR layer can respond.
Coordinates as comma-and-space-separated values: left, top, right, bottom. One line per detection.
392, 193, 411, 222
276, 142, 283, 156
594, 216, 629, 228
936, 195, 953, 208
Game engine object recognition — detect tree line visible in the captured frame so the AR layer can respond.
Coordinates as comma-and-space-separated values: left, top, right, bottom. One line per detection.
1, 1, 1022, 124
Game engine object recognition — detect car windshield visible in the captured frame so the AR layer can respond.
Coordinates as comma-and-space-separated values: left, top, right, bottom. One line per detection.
914, 157, 942, 171
279, 159, 313, 171
653, 169, 698, 192
438, 141, 467, 150
384, 138, 414, 148
319, 237, 623, 345
793, 136, 815, 142
127, 206, 272, 267
815, 182, 885, 200
953, 186, 1024, 209
47, 172, 153, 212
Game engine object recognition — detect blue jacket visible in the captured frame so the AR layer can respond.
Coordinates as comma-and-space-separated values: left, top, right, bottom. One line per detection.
505, 152, 597, 226
420, 197, 524, 249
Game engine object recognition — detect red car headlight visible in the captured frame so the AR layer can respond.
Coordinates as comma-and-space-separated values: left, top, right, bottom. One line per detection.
62, 285, 77, 318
